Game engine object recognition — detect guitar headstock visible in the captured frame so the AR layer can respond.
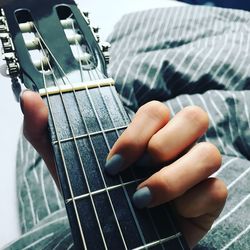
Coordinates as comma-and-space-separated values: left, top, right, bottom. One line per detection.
0, 0, 110, 98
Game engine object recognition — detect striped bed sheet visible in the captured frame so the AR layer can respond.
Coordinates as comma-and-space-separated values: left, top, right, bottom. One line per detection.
6, 5, 250, 250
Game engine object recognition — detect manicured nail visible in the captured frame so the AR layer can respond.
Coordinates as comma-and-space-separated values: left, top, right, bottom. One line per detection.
133, 187, 152, 209
105, 154, 124, 175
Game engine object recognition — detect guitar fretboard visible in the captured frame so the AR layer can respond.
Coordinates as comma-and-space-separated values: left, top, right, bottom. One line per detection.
43, 85, 189, 249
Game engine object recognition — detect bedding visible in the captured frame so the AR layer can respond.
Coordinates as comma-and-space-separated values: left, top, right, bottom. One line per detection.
5, 5, 250, 249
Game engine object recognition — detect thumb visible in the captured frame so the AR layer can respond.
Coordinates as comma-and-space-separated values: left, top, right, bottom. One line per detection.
21, 90, 59, 187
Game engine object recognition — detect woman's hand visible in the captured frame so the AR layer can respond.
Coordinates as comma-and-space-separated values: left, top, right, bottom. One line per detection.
21, 90, 227, 248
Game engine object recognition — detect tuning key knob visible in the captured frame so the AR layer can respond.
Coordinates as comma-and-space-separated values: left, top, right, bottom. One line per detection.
100, 42, 111, 64
92, 26, 100, 42
82, 11, 90, 24
0, 34, 14, 53
83, 11, 89, 18
4, 53, 20, 77
93, 26, 99, 33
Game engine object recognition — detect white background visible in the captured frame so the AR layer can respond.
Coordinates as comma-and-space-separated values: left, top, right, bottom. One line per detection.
0, 0, 185, 247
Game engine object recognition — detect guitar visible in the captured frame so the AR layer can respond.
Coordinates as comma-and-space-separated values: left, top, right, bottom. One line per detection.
1, 1, 189, 249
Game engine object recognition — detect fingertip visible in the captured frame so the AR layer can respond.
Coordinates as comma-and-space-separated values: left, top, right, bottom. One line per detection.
133, 186, 152, 209
105, 154, 124, 175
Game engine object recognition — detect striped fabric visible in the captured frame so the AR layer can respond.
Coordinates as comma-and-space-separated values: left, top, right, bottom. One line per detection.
6, 5, 250, 249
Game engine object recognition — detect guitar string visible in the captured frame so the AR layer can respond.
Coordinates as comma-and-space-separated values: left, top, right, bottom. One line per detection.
34, 20, 126, 250
37, 47, 87, 248
91, 38, 185, 248
70, 20, 168, 247
91, 68, 166, 250
106, 75, 185, 249
67, 20, 129, 248
82, 26, 177, 249
34, 17, 128, 249
33, 23, 107, 248
33, 15, 183, 248
78, 22, 185, 249
71, 18, 147, 248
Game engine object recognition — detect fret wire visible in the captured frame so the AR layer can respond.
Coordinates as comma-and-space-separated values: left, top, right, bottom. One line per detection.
70, 20, 128, 248
36, 31, 88, 248
132, 232, 182, 250
65, 178, 145, 204
102, 82, 167, 249
52, 125, 128, 145
34, 24, 108, 248
89, 69, 148, 247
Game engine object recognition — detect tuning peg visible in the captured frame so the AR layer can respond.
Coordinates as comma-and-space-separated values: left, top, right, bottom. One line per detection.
100, 42, 111, 64
4, 53, 20, 77
0, 17, 8, 33
82, 11, 89, 18
101, 42, 111, 52
92, 26, 99, 33
0, 63, 8, 77
82, 11, 90, 25
0, 34, 14, 53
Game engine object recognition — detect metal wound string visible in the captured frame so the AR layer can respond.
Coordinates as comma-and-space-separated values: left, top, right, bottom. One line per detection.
74, 26, 184, 249
70, 20, 128, 248
68, 22, 150, 247
85, 44, 168, 249
87, 27, 184, 250
72, 22, 175, 249
107, 68, 185, 249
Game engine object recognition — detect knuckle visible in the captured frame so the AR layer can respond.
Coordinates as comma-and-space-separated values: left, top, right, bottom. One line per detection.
121, 129, 142, 150
209, 178, 228, 204
182, 106, 209, 131
197, 142, 222, 172
147, 137, 166, 162
158, 168, 179, 196
138, 101, 169, 123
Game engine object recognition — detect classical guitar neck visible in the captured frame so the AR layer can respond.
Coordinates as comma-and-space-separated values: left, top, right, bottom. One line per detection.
44, 82, 188, 249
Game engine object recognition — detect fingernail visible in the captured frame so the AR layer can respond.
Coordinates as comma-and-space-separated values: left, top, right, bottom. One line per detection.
105, 154, 124, 175
133, 187, 152, 209
19, 89, 29, 114
19, 91, 25, 114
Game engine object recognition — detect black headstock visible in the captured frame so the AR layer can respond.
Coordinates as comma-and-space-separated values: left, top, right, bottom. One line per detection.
1, 0, 109, 93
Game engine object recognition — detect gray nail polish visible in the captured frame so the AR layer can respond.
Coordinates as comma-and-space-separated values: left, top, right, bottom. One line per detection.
133, 187, 152, 209
105, 154, 124, 175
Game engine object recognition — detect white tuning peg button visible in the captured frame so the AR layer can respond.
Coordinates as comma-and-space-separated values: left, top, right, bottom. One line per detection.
0, 63, 9, 77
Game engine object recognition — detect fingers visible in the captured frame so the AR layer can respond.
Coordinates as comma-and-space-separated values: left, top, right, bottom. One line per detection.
148, 106, 209, 163
105, 104, 208, 175
174, 178, 227, 218
174, 178, 227, 248
105, 101, 170, 175
21, 90, 59, 186
133, 142, 222, 208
